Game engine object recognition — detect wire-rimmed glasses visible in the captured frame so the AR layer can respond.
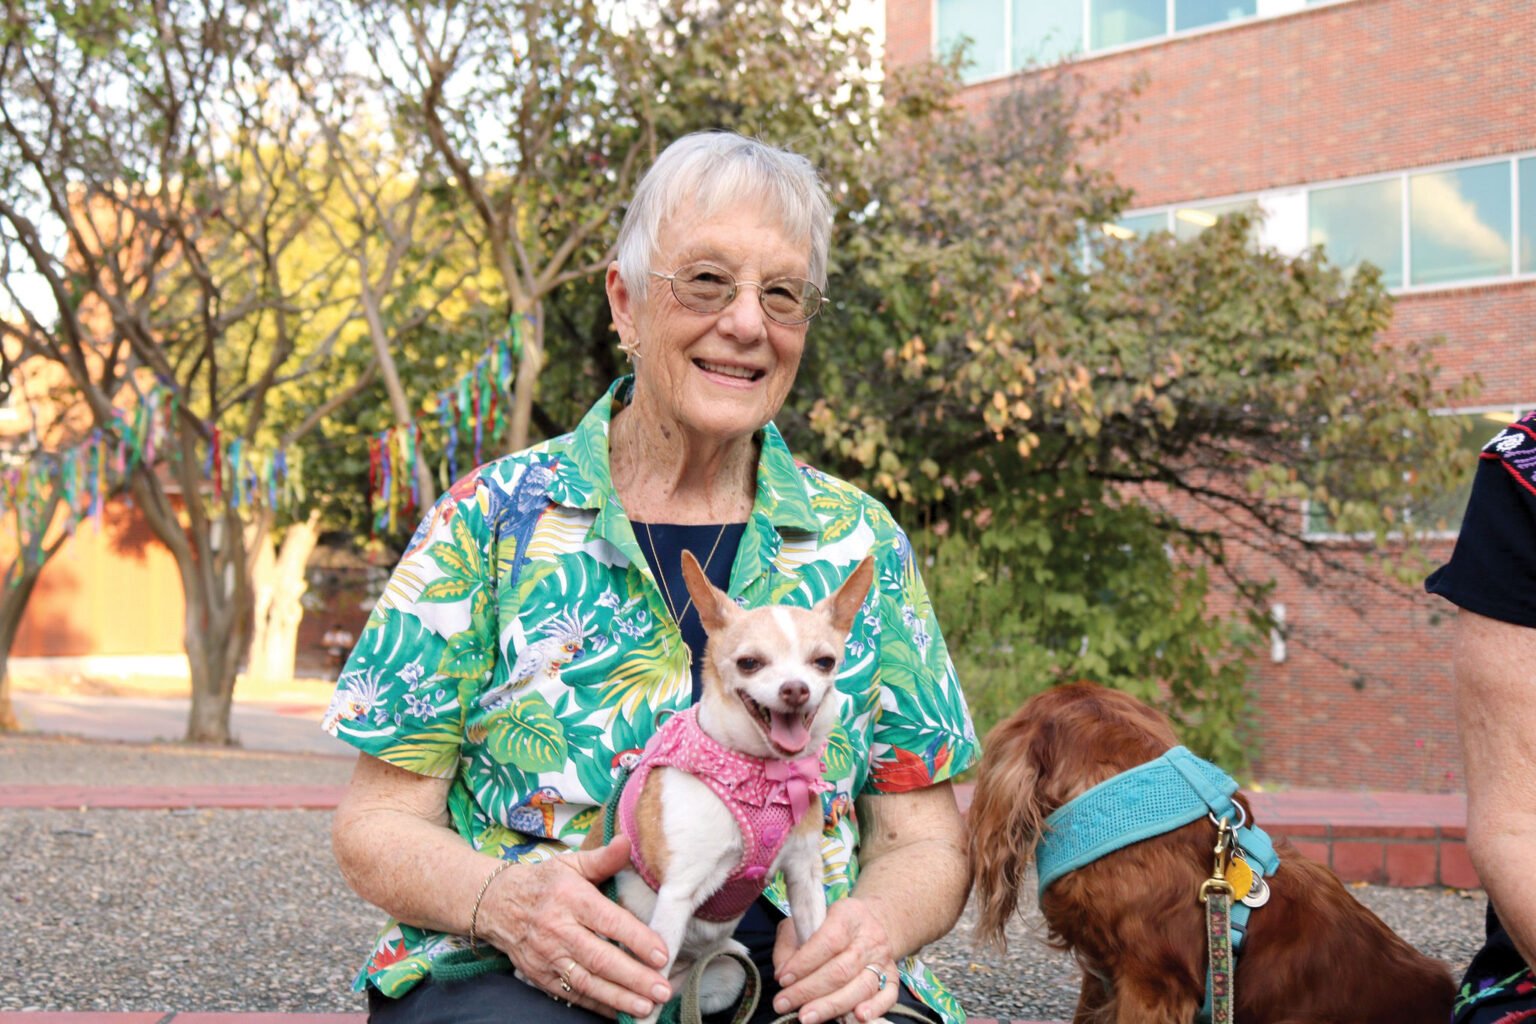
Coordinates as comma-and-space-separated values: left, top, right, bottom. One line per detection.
650, 262, 826, 325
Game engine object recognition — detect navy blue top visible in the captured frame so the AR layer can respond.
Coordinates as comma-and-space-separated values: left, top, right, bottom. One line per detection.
631, 520, 748, 701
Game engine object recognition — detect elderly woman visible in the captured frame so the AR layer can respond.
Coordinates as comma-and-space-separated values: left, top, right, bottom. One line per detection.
327, 132, 978, 1024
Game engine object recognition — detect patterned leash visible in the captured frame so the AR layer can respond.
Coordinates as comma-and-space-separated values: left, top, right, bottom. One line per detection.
1197, 816, 1238, 1024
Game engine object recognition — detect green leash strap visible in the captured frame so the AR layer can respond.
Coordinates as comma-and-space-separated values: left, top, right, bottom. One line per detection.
428, 944, 513, 982
602, 764, 632, 903
675, 946, 761, 1024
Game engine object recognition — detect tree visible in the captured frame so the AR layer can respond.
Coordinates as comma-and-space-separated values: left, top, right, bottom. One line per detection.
532, 0, 885, 432
333, 0, 659, 454
0, 0, 376, 741
783, 64, 1472, 760
0, 342, 108, 729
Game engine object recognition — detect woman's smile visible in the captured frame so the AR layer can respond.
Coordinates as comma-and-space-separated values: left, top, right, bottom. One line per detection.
693, 358, 765, 383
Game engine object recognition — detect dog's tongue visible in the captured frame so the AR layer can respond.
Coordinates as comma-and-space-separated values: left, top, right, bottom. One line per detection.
769, 710, 810, 754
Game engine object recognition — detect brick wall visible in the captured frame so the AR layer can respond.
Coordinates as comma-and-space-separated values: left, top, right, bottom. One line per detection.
1243, 541, 1463, 793
8, 498, 186, 658
885, 0, 1536, 791
894, 0, 1536, 205
1390, 282, 1536, 403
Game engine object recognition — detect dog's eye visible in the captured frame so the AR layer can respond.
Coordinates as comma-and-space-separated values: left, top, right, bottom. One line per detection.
736, 657, 761, 674
812, 656, 837, 673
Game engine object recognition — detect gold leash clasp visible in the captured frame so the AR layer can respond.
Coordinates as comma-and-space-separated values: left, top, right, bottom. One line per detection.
1199, 815, 1237, 904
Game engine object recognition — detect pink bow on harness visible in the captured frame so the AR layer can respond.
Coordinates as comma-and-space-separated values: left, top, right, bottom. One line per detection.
766, 755, 826, 824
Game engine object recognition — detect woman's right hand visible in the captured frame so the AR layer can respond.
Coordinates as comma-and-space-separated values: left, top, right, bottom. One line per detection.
480, 834, 674, 1019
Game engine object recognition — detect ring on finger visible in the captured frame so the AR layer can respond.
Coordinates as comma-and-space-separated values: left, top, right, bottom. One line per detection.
863, 963, 887, 990
559, 962, 575, 994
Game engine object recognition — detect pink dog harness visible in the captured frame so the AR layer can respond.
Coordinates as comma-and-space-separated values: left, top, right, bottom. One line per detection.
618, 705, 832, 922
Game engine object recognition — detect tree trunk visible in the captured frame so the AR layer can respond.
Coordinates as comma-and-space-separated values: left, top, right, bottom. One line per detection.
132, 456, 257, 747
0, 493, 66, 732
0, 576, 40, 732
182, 556, 253, 744
246, 510, 278, 682
508, 301, 544, 453
260, 509, 321, 683
360, 276, 438, 506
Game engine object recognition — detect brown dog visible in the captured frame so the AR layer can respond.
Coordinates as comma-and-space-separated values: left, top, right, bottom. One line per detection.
966, 682, 1455, 1023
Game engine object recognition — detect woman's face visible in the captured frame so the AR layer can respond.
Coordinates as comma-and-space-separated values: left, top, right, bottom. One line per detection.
609, 200, 811, 448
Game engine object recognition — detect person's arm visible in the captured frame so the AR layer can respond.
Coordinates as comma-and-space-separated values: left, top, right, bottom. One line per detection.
331, 753, 674, 1018
1454, 609, 1536, 968
770, 781, 971, 1024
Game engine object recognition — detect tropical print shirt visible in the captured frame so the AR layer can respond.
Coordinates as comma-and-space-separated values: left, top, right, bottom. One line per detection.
324, 378, 980, 1022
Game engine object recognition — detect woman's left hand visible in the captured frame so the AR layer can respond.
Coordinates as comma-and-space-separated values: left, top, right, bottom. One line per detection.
770, 783, 972, 1023
770, 897, 899, 1024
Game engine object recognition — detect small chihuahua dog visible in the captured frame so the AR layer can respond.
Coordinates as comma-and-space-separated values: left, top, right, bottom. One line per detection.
588, 550, 875, 1022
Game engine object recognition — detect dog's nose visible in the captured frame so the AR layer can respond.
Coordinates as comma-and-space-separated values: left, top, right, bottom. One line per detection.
779, 680, 809, 707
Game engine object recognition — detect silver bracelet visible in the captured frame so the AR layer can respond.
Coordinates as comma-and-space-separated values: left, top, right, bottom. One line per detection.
468, 859, 515, 954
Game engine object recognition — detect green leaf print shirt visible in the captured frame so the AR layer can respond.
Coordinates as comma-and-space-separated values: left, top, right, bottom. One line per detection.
324, 378, 980, 1022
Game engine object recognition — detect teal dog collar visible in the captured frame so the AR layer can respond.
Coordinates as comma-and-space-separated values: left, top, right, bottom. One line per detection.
1032, 746, 1279, 1024
1035, 745, 1277, 896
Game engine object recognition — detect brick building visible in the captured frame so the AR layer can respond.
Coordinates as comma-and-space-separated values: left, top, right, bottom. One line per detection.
882, 0, 1535, 790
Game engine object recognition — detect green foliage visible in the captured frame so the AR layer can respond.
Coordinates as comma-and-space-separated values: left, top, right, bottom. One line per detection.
910, 475, 1261, 767
778, 62, 1472, 759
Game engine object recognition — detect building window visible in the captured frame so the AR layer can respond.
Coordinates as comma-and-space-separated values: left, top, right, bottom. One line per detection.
1519, 156, 1536, 275
1105, 152, 1536, 291
1303, 409, 1529, 538
1013, 0, 1083, 66
1308, 178, 1403, 287
1409, 163, 1511, 286
1102, 211, 1167, 239
1172, 198, 1261, 241
1091, 0, 1162, 50
940, 0, 1312, 81
1174, 0, 1257, 33
937, 0, 1008, 80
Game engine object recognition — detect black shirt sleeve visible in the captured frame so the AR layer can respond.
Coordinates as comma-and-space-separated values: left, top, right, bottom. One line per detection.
1425, 453, 1536, 629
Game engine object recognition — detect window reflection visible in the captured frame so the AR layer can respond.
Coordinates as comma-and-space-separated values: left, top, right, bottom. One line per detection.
1410, 413, 1518, 534
1091, 0, 1163, 49
1103, 212, 1167, 239
1175, 0, 1256, 32
1409, 164, 1511, 286
938, 0, 1008, 79
1309, 179, 1402, 288
1013, 0, 1083, 66
1520, 157, 1536, 275
1173, 199, 1261, 241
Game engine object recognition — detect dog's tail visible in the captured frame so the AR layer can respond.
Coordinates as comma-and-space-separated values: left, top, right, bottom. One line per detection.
966, 711, 1051, 952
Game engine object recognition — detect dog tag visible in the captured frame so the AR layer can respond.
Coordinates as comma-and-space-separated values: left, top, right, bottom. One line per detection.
1241, 872, 1270, 908
1224, 853, 1254, 901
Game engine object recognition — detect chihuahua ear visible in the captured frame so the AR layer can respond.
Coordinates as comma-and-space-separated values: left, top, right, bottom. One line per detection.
679, 549, 735, 634
819, 555, 875, 635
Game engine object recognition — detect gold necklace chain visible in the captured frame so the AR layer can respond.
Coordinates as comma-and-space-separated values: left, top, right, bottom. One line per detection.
641, 520, 730, 628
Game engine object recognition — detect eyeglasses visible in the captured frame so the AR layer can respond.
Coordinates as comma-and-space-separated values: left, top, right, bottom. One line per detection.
650, 262, 826, 325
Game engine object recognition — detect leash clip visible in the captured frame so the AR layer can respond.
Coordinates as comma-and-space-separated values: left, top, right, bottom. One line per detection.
1199, 815, 1237, 905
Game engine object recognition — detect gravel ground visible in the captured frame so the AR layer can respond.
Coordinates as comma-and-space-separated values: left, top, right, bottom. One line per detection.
0, 734, 1489, 1017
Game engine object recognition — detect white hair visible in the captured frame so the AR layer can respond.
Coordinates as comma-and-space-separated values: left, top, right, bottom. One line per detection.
614, 132, 833, 295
